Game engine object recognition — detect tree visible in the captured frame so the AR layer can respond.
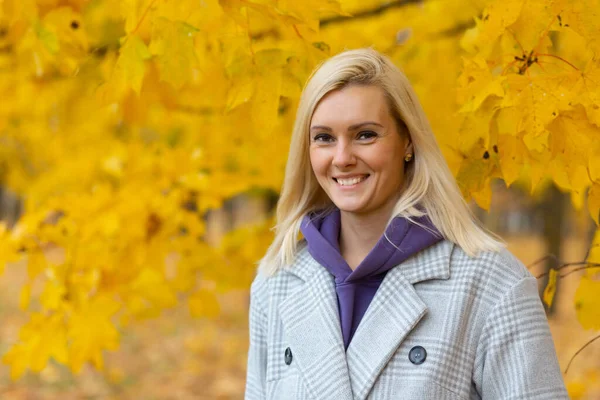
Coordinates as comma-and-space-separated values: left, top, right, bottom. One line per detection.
0, 0, 598, 379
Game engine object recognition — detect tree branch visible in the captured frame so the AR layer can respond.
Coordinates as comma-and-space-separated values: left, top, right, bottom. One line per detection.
564, 333, 600, 375
172, 104, 223, 116
250, 0, 424, 41
320, 0, 423, 27
532, 260, 600, 279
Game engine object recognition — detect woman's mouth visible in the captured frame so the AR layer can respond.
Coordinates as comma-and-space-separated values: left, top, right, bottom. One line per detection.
333, 175, 369, 186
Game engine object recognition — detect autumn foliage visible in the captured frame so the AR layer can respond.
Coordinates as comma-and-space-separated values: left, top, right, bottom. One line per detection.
0, 0, 599, 381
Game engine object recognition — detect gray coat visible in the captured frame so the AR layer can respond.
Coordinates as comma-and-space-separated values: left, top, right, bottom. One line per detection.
245, 240, 568, 399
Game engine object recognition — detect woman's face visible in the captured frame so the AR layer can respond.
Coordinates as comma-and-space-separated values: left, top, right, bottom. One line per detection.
309, 84, 412, 218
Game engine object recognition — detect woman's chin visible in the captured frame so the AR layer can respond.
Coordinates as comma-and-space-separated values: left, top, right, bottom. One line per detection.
332, 202, 368, 214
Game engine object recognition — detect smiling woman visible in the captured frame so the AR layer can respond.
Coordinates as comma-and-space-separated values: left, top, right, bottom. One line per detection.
245, 49, 568, 399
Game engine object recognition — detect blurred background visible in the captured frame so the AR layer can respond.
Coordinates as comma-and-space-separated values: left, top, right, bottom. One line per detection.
1, 0, 600, 398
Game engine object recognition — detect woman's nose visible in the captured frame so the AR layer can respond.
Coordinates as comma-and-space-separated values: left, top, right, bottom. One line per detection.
332, 142, 356, 168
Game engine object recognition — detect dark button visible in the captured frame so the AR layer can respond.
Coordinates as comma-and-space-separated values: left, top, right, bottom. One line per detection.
285, 347, 293, 365
409, 346, 427, 365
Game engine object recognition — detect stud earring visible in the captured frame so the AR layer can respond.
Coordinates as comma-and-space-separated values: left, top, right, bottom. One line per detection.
404, 153, 413, 162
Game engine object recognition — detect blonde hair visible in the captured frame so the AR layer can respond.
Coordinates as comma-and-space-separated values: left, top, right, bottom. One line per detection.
259, 48, 504, 276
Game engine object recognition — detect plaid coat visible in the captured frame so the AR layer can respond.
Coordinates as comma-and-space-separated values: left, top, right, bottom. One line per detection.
245, 240, 568, 399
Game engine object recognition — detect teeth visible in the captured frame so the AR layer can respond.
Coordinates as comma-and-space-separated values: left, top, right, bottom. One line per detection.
337, 176, 367, 186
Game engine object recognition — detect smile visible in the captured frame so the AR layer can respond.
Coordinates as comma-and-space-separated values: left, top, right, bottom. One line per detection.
333, 175, 369, 186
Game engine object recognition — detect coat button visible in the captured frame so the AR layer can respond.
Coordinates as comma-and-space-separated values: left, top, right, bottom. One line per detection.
284, 347, 293, 365
409, 346, 427, 365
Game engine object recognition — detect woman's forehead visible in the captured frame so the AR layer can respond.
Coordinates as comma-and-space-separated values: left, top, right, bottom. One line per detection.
310, 85, 393, 128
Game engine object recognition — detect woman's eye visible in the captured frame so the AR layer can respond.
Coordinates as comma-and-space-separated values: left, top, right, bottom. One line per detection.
313, 133, 334, 143
357, 131, 377, 140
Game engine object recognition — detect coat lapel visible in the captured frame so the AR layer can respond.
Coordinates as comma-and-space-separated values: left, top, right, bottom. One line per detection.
279, 249, 354, 399
279, 241, 454, 400
346, 240, 454, 400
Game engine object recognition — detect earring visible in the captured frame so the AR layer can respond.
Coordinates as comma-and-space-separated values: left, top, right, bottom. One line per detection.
404, 153, 413, 162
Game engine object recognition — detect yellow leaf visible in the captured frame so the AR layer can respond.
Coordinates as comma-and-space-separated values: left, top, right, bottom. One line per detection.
548, 106, 597, 193
40, 281, 66, 311
32, 313, 68, 372
588, 183, 600, 225
280, 56, 304, 98
19, 284, 31, 311
507, 0, 554, 52
553, 0, 600, 55
543, 268, 557, 308
119, 34, 152, 94
189, 288, 220, 319
456, 138, 499, 200
122, 0, 155, 35
502, 74, 574, 147
68, 295, 120, 373
250, 49, 288, 135
131, 268, 177, 308
526, 149, 551, 194
497, 134, 527, 186
577, 59, 600, 126
149, 17, 198, 89
471, 179, 493, 211
456, 100, 496, 155
546, 157, 573, 195
522, 129, 549, 154
2, 312, 67, 379
457, 56, 505, 112
468, 0, 523, 56
2, 343, 30, 380
226, 57, 255, 111
574, 276, 600, 330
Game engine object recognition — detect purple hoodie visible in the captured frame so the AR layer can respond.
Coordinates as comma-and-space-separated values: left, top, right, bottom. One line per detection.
300, 208, 442, 350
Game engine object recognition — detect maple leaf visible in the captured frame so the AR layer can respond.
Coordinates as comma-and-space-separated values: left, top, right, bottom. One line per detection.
2, 312, 68, 380
67, 295, 120, 373
466, 0, 523, 57
497, 133, 528, 186
457, 55, 505, 113
575, 276, 600, 330
552, 0, 600, 55
119, 34, 152, 94
571, 58, 600, 127
149, 17, 199, 89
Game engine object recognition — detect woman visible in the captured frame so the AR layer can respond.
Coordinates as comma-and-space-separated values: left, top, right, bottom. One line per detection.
245, 48, 568, 399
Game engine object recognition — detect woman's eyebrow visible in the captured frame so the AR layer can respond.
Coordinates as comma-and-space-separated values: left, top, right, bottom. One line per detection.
310, 121, 384, 131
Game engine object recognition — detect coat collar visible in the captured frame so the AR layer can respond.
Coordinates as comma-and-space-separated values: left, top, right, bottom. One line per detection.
284, 239, 452, 284
279, 240, 454, 400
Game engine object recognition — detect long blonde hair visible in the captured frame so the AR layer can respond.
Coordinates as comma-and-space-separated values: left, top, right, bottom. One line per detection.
259, 48, 504, 276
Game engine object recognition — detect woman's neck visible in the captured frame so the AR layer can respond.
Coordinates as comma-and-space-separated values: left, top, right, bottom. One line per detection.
338, 208, 393, 270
